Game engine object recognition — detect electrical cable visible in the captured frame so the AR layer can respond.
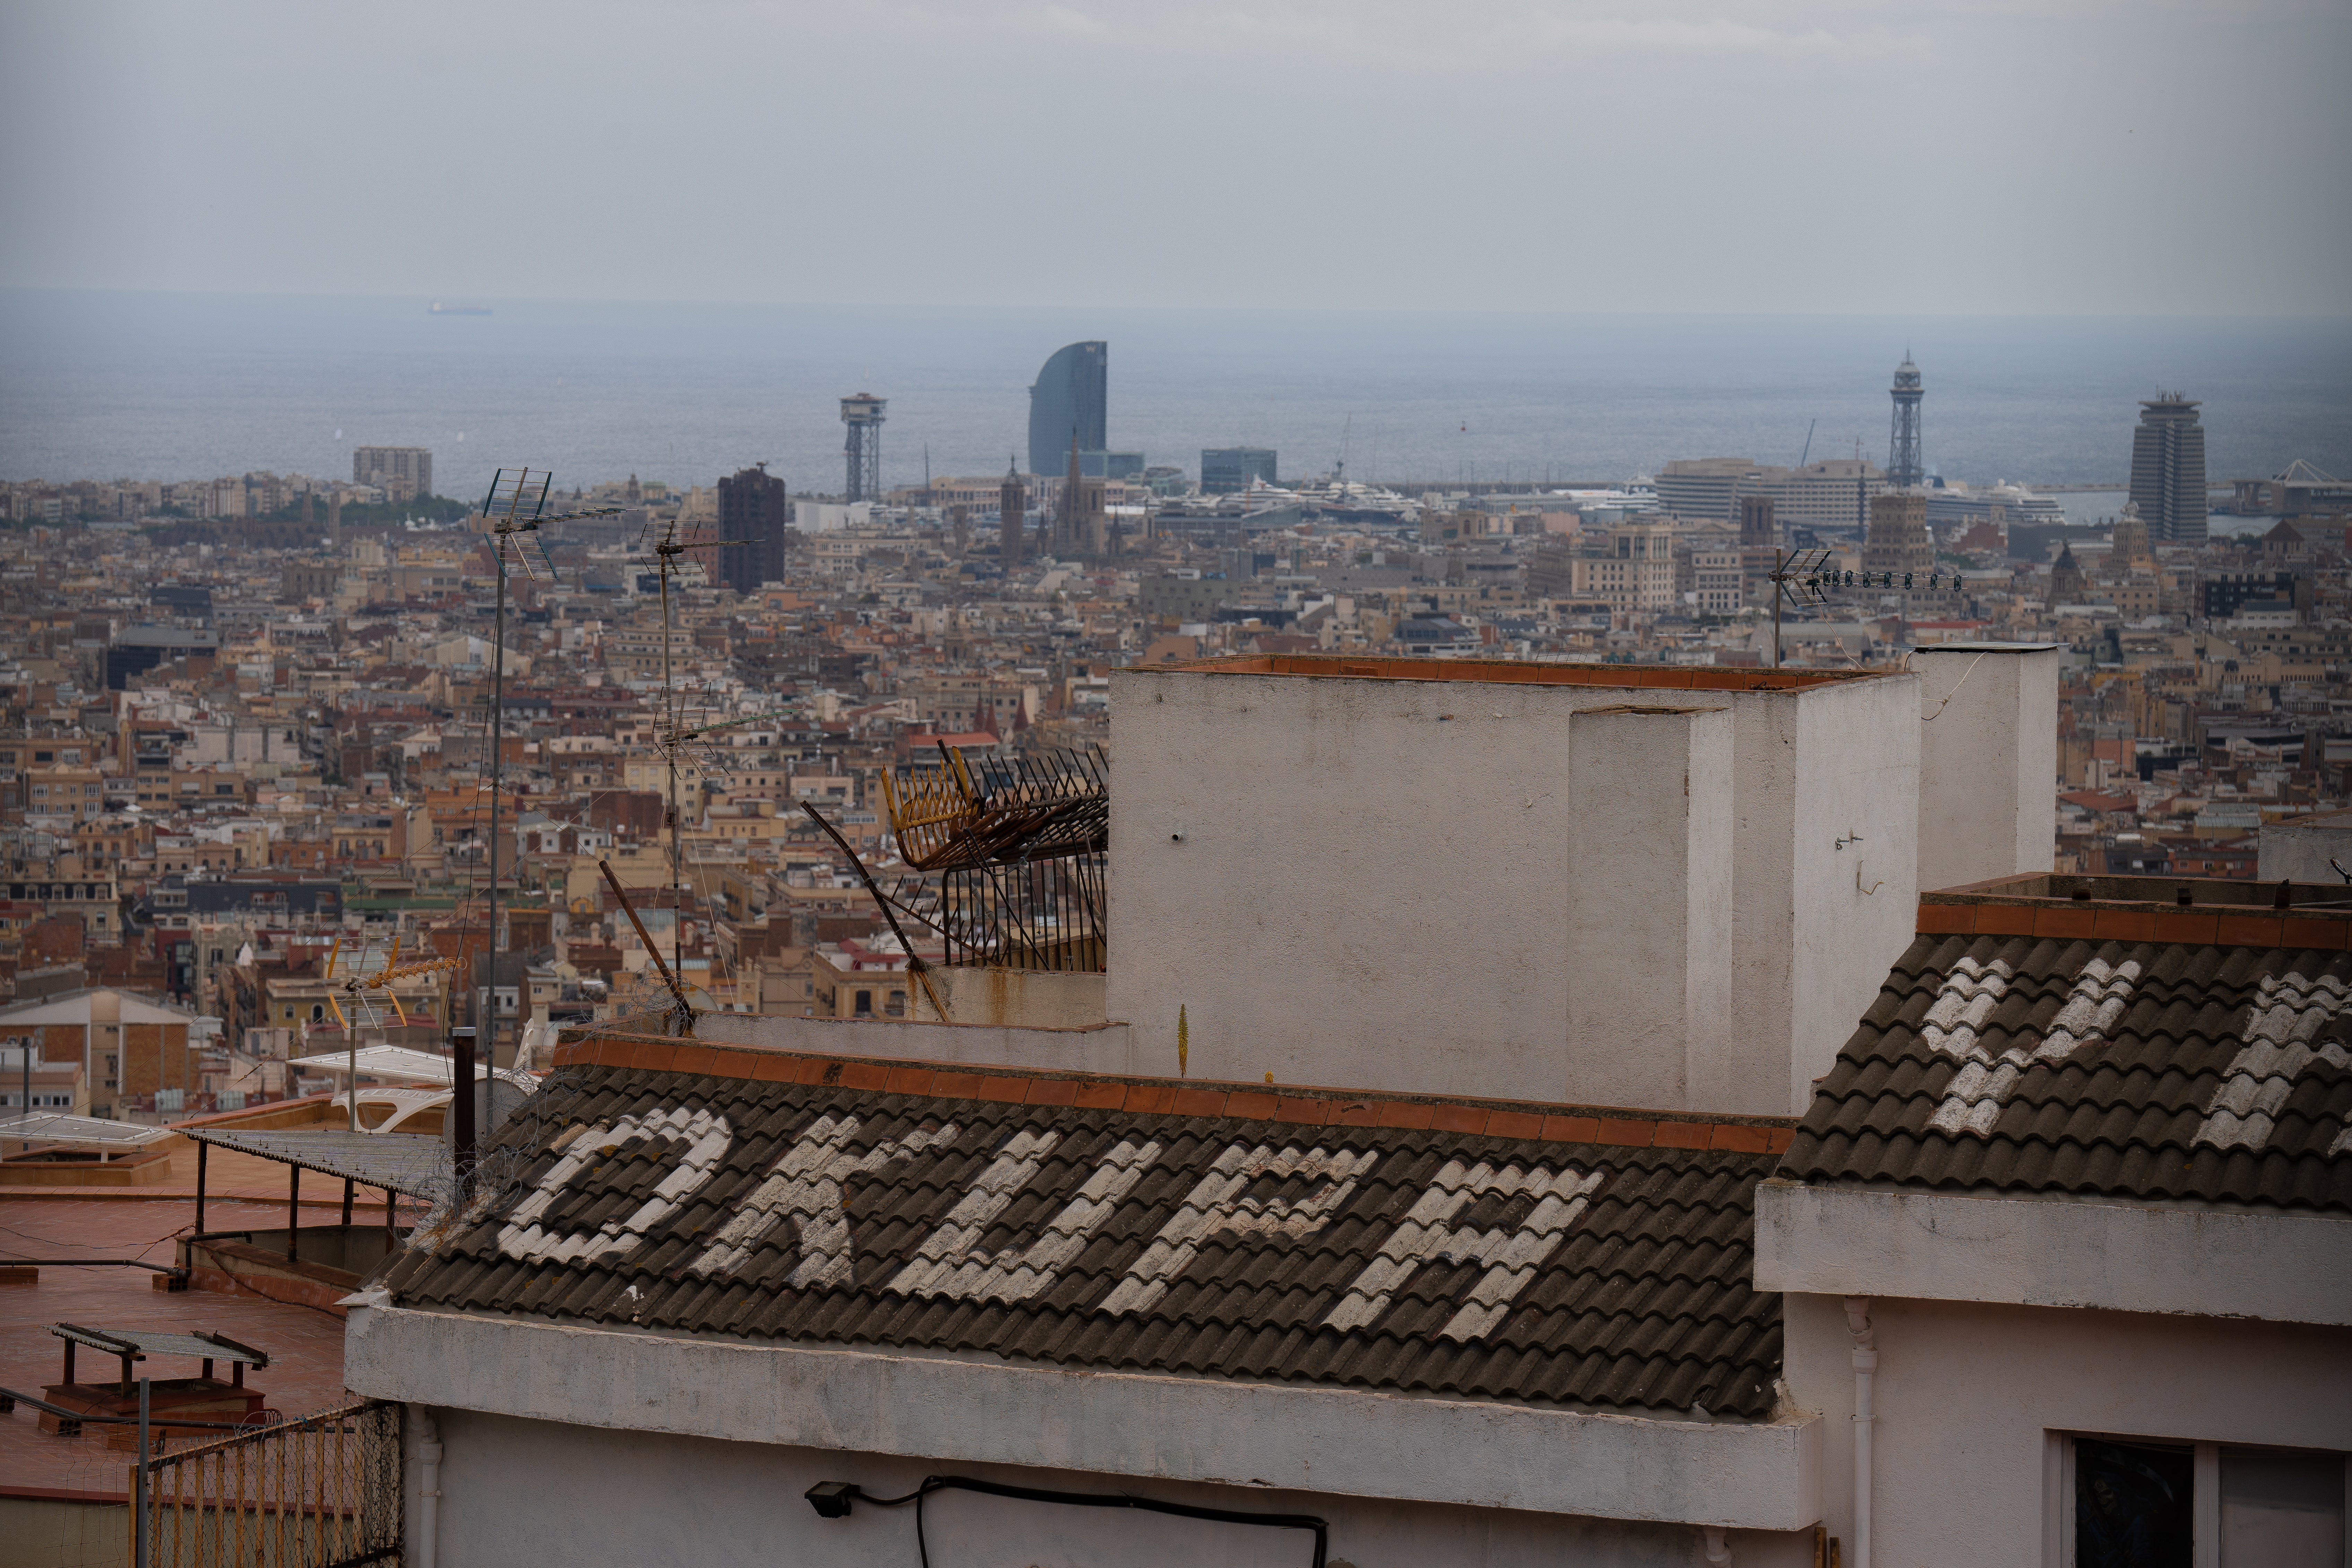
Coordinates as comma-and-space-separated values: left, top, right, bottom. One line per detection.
832, 1473, 1328, 1568
1919, 650, 1990, 722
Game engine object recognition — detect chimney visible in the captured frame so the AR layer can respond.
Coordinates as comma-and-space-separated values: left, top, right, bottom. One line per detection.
1913, 643, 2062, 892
1565, 705, 1734, 1111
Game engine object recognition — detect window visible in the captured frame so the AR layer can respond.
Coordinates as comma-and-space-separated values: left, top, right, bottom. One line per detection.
886, 991, 906, 1017
854, 989, 873, 1016
2069, 1435, 2346, 1568
2223, 1449, 2344, 1564
2076, 1438, 2192, 1567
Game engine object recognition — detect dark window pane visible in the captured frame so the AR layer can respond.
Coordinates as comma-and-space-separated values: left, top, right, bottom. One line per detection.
2078, 1438, 2194, 1568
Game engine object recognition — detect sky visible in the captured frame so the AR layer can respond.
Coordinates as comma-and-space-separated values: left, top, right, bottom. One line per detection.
2, 0, 2347, 317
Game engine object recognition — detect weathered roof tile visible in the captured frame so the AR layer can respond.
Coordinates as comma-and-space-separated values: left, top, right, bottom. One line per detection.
389, 1062, 1787, 1418
1782, 934, 2352, 1213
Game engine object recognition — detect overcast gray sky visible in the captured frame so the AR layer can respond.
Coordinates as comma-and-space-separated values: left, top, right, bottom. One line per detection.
3, 0, 2345, 315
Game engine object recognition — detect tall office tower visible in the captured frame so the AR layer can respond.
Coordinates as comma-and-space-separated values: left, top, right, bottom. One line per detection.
353, 446, 433, 502
1737, 495, 1777, 548
1000, 459, 1025, 568
1887, 356, 1924, 490
1201, 447, 1278, 495
1027, 341, 1107, 477
2129, 394, 2208, 546
716, 463, 790, 595
840, 395, 886, 502
1861, 491, 1934, 579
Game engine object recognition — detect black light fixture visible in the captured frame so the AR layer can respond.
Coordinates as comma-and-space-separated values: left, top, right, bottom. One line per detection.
805, 1482, 860, 1519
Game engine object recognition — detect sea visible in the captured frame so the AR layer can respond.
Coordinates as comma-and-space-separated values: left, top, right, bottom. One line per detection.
4, 289, 2348, 530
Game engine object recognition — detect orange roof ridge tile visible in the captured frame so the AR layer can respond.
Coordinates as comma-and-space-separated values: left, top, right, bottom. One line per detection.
549, 1030, 1798, 1154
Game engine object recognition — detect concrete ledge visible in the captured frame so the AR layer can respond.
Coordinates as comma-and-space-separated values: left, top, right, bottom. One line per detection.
345, 1302, 1822, 1531
696, 1012, 1141, 1075
184, 1236, 362, 1315
1754, 1178, 2352, 1325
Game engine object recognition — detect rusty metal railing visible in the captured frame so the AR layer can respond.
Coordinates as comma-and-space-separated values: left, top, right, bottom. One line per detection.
133, 1400, 401, 1568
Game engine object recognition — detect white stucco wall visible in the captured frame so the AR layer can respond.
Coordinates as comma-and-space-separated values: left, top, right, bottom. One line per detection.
403, 1406, 1818, 1568
2258, 809, 2352, 886
1565, 706, 1734, 1112
1781, 676, 1924, 1109
1108, 667, 1922, 1116
1781, 1291, 2352, 1567
1912, 643, 2061, 893
346, 1302, 1821, 1533
1755, 1180, 2352, 1326
910, 966, 1110, 1028
697, 1011, 1140, 1075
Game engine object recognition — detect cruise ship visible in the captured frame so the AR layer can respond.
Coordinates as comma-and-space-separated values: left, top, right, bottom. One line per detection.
1921, 478, 2066, 530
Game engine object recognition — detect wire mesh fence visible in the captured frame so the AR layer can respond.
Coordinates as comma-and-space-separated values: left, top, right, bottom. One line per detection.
135, 1401, 401, 1568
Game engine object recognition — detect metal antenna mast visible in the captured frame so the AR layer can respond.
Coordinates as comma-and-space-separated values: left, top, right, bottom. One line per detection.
640, 510, 747, 1031
477, 468, 616, 1063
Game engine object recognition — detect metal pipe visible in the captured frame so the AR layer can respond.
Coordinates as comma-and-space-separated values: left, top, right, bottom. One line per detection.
135, 1377, 150, 1567
415, 1409, 442, 1568
285, 1161, 299, 1263
1845, 1297, 1876, 1568
193, 1139, 207, 1239
451, 1027, 476, 1201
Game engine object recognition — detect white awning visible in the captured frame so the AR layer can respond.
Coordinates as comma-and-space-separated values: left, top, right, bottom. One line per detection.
180, 1127, 455, 1199
289, 1043, 536, 1091
0, 1112, 174, 1149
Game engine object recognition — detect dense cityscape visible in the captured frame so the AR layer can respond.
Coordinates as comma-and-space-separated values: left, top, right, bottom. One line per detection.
4, 345, 2349, 1109
7, 326, 2352, 1567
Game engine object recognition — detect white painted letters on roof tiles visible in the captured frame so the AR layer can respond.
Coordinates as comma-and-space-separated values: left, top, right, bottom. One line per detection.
1926, 956, 2141, 1137
690, 1113, 960, 1285
1917, 955, 2013, 1060
1102, 1142, 1378, 1317
1323, 1159, 1605, 1342
500, 1107, 733, 1266
888, 1133, 1162, 1303
2193, 971, 2352, 1154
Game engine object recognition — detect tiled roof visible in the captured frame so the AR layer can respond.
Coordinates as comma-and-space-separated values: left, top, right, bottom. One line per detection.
1782, 933, 2352, 1215
383, 1042, 1793, 1419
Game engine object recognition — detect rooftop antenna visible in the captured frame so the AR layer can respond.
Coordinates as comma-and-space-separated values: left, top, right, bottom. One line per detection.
476, 467, 619, 1064
1764, 547, 1835, 669
629, 506, 751, 1029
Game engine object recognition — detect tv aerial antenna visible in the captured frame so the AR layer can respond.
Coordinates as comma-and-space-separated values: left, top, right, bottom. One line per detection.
1765, 547, 1834, 669
476, 468, 619, 1064
630, 509, 749, 1007
321, 934, 464, 1127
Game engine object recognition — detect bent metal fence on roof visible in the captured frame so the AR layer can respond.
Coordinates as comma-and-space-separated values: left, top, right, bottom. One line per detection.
383, 1040, 1792, 1419
879, 746, 1108, 972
